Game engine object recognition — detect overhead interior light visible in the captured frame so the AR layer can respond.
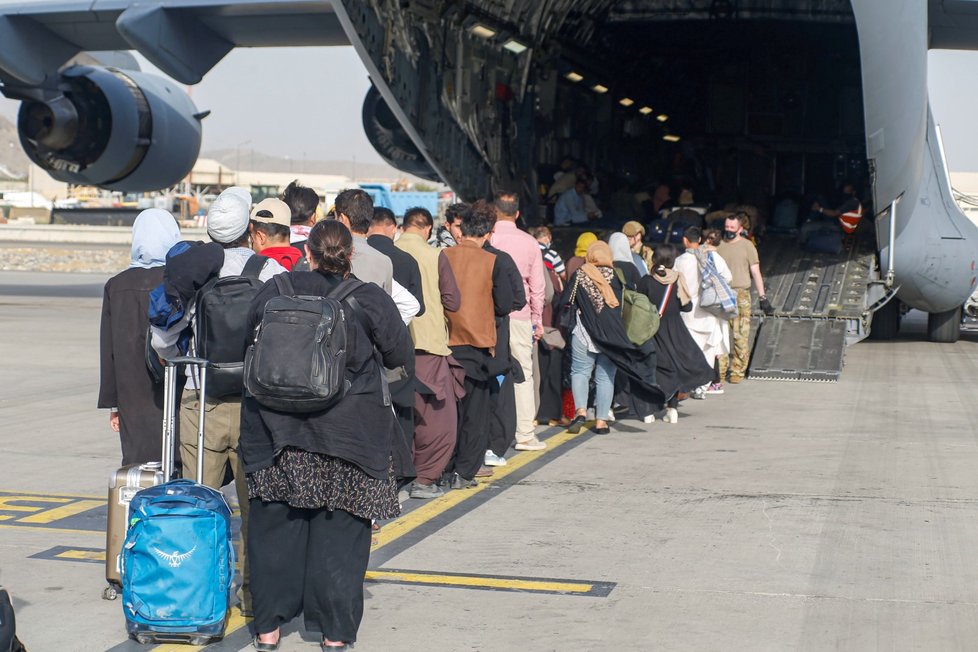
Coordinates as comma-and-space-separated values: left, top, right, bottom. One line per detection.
657, 114, 669, 122
639, 106, 653, 115
564, 71, 584, 83
663, 134, 681, 142
469, 23, 497, 39
502, 38, 528, 54
619, 97, 635, 107
591, 84, 609, 94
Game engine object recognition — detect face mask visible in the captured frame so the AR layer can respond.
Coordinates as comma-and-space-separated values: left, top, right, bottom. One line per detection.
723, 230, 737, 240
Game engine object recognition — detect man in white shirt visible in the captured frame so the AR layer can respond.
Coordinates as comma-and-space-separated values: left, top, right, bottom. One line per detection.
554, 179, 590, 225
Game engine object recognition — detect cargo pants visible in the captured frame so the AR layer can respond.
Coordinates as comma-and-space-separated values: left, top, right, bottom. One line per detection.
718, 289, 752, 381
180, 392, 251, 612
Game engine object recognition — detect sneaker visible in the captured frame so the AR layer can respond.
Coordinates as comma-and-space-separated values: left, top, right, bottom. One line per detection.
606, 410, 616, 422
484, 450, 508, 467
663, 407, 679, 424
515, 437, 546, 451
409, 481, 443, 499
642, 414, 655, 424
450, 473, 477, 490
729, 375, 744, 384
475, 465, 494, 478
692, 387, 706, 400
705, 383, 725, 395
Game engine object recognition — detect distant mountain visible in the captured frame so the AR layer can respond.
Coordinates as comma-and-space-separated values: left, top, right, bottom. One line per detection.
202, 148, 423, 182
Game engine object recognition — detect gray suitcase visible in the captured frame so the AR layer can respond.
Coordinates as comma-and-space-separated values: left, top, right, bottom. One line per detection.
102, 360, 183, 600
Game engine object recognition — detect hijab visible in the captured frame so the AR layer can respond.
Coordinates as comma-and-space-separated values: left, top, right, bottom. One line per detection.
578, 241, 619, 311
652, 265, 692, 306
574, 232, 598, 258
129, 209, 180, 269
608, 232, 633, 264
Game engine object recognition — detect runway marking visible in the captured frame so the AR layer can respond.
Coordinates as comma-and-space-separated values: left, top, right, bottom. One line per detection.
36, 548, 613, 597
365, 568, 614, 597
30, 546, 105, 564
0, 491, 106, 531
17, 499, 103, 524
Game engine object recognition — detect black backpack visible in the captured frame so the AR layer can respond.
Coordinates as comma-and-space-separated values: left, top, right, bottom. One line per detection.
244, 274, 388, 413
194, 254, 267, 398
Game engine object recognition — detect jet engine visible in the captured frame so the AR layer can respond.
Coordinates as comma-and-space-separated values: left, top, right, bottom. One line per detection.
361, 85, 438, 182
17, 66, 204, 191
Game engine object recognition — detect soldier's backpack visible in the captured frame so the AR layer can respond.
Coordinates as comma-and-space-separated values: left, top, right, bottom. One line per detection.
693, 249, 738, 319
613, 268, 660, 345
193, 254, 267, 397
244, 274, 381, 413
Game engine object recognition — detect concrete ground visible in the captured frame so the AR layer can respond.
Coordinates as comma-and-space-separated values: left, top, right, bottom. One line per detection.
2, 270, 978, 651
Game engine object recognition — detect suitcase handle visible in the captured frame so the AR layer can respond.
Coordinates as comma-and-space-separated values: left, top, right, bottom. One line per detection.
165, 356, 209, 368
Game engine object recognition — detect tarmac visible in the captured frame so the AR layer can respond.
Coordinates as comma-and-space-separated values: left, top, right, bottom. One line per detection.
2, 270, 978, 651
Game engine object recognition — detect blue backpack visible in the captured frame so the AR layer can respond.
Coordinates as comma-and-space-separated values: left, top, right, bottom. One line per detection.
694, 249, 738, 319
121, 479, 234, 645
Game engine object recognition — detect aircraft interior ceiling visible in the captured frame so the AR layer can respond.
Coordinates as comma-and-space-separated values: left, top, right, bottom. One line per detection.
534, 6, 866, 206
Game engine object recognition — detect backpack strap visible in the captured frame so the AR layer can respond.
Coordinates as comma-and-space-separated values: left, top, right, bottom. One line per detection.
327, 278, 392, 407
272, 272, 296, 297
241, 254, 268, 279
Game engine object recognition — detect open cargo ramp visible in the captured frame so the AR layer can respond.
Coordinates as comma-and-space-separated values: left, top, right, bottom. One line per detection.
747, 237, 877, 382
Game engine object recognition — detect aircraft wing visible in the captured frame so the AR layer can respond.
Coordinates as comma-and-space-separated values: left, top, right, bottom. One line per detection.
0, 0, 348, 86
929, 0, 978, 50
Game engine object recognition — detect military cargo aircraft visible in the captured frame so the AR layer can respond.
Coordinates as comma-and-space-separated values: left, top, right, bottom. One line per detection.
0, 0, 975, 343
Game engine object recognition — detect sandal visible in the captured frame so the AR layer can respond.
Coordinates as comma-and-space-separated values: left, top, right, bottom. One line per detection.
253, 635, 280, 651
321, 641, 353, 651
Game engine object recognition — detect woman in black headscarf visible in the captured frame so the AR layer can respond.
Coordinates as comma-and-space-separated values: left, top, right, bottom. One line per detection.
241, 220, 412, 651
636, 244, 715, 424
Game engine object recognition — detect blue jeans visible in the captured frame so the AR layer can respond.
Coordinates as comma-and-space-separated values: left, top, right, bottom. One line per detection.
570, 333, 617, 420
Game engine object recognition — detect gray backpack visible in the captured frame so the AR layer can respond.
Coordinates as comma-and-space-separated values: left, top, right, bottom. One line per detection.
244, 274, 373, 413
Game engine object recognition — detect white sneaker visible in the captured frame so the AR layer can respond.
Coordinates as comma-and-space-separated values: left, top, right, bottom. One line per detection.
514, 438, 546, 451
663, 408, 679, 424
642, 414, 655, 424
586, 407, 596, 420
484, 450, 507, 466
606, 410, 616, 422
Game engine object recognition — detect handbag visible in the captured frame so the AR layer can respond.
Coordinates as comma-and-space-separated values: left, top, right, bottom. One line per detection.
557, 273, 580, 336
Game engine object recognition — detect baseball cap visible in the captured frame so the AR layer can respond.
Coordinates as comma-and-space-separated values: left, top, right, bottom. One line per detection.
250, 198, 292, 227
207, 192, 250, 244
622, 220, 646, 237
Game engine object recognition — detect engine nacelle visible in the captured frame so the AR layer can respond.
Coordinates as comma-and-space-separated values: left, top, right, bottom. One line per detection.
18, 66, 203, 191
362, 85, 439, 182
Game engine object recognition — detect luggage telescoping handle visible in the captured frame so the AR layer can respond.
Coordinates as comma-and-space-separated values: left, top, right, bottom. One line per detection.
163, 357, 209, 484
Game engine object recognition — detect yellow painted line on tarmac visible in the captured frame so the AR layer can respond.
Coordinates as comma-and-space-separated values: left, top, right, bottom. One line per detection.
0, 495, 69, 512
0, 523, 102, 537
150, 423, 593, 651
0, 490, 103, 500
365, 569, 592, 594
375, 424, 590, 548
17, 499, 104, 524
56, 549, 106, 562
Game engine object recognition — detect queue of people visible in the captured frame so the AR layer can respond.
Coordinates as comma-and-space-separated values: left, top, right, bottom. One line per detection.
98, 179, 771, 649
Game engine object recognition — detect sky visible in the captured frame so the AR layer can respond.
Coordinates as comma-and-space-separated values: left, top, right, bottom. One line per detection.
1, 46, 978, 171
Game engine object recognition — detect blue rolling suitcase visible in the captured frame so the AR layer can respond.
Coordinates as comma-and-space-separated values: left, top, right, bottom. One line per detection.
121, 357, 235, 646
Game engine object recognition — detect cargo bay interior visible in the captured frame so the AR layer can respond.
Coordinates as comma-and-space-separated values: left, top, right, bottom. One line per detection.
533, 2, 878, 380
537, 4, 867, 213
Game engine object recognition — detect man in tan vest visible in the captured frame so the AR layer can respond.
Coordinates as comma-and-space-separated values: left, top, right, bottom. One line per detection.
441, 202, 516, 488
395, 208, 463, 498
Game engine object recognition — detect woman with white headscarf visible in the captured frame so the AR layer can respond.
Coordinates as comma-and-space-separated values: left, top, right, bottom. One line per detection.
98, 209, 181, 464
608, 231, 642, 289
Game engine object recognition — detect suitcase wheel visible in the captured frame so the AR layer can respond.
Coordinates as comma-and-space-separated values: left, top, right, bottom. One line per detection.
135, 634, 153, 645
101, 585, 118, 601
190, 636, 212, 646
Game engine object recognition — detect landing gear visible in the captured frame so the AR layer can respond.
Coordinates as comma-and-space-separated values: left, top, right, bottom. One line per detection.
927, 306, 961, 343
869, 298, 901, 340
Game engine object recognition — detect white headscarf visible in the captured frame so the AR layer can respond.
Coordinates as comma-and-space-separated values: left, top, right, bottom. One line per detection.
129, 209, 180, 269
608, 232, 633, 264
